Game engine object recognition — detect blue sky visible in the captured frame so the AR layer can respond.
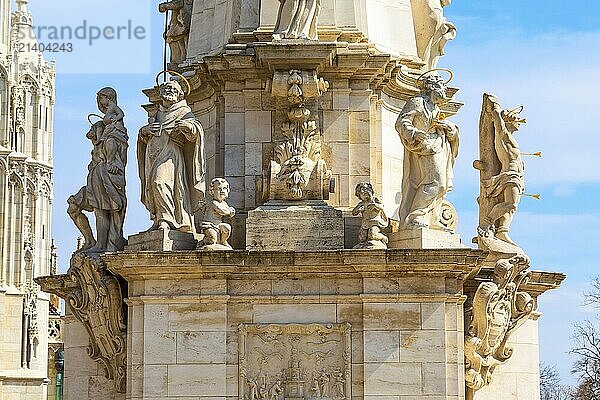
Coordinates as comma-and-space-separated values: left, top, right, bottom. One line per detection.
18, 0, 600, 386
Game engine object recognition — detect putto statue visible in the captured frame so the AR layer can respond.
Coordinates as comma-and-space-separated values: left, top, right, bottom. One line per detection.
138, 76, 205, 234
475, 93, 526, 251
352, 182, 389, 249
67, 87, 128, 253
395, 70, 459, 231
412, 0, 457, 69
465, 256, 535, 398
197, 178, 236, 250
159, 0, 193, 65
273, 0, 321, 41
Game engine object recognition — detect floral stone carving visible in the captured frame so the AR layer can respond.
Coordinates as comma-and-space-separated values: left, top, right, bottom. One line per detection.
239, 323, 351, 400
464, 255, 535, 398
267, 70, 333, 201
35, 252, 127, 393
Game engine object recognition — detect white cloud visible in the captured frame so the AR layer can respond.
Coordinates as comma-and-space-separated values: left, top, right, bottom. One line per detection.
441, 31, 600, 187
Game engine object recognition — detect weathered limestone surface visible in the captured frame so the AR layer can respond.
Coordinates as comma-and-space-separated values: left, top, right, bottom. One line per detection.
472, 315, 541, 400
388, 228, 465, 249
105, 249, 484, 399
99, 250, 563, 400
246, 201, 344, 251
125, 229, 197, 251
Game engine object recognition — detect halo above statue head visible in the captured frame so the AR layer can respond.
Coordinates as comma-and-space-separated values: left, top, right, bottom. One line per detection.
509, 105, 524, 114
87, 113, 103, 125
155, 70, 191, 97
416, 68, 454, 86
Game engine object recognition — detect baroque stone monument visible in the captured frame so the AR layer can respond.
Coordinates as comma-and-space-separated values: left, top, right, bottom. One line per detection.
37, 1, 566, 400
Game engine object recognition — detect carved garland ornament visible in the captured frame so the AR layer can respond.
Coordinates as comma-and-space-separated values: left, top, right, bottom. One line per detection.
268, 70, 332, 201
464, 255, 535, 398
239, 323, 351, 400
36, 253, 127, 393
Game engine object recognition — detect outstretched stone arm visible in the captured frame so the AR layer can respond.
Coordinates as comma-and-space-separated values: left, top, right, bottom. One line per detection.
159, 0, 183, 13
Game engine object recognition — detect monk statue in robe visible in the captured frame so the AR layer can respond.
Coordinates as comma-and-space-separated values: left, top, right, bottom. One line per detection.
138, 80, 205, 233
273, 0, 322, 41
395, 73, 459, 230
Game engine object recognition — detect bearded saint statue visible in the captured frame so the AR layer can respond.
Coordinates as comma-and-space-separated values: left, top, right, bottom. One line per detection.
137, 80, 205, 233
395, 72, 459, 230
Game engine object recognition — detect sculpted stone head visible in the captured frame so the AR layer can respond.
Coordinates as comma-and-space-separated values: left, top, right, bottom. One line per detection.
419, 73, 448, 105
355, 182, 375, 202
210, 178, 230, 202
96, 87, 117, 113
159, 81, 185, 106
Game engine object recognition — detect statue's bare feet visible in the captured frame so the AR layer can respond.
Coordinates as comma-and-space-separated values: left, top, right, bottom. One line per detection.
78, 238, 96, 253
410, 218, 428, 229
496, 231, 517, 246
477, 224, 495, 238
158, 221, 170, 232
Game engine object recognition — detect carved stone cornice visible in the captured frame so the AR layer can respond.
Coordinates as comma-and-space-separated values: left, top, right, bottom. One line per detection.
35, 253, 127, 393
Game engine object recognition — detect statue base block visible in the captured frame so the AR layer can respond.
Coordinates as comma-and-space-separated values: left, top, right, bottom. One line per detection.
125, 229, 197, 251
389, 228, 465, 249
246, 200, 343, 251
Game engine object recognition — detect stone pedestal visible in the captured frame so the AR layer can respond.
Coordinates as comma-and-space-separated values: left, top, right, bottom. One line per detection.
246, 201, 344, 251
125, 229, 197, 252
105, 249, 486, 400
389, 228, 466, 249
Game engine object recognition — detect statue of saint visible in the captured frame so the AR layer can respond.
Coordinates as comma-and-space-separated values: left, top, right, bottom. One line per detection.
159, 0, 193, 64
395, 72, 459, 230
273, 0, 321, 41
137, 80, 205, 233
68, 87, 128, 253
412, 0, 457, 69
477, 94, 526, 246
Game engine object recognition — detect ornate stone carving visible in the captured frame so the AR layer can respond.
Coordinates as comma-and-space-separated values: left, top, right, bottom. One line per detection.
273, 0, 321, 41
239, 323, 351, 400
267, 70, 332, 201
197, 177, 236, 250
138, 79, 205, 234
67, 87, 128, 253
395, 71, 459, 231
464, 255, 535, 398
412, 0, 457, 69
159, 0, 193, 65
474, 93, 526, 253
21, 280, 40, 368
352, 182, 389, 249
35, 253, 127, 393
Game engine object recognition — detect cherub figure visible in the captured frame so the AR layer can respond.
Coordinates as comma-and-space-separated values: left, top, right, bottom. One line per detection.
197, 178, 236, 250
352, 182, 389, 249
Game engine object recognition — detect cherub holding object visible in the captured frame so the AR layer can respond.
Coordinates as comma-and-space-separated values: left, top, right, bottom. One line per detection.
197, 178, 236, 250
352, 182, 389, 249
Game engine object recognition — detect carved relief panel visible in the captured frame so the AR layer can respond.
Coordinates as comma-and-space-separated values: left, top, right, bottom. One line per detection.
239, 323, 351, 400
